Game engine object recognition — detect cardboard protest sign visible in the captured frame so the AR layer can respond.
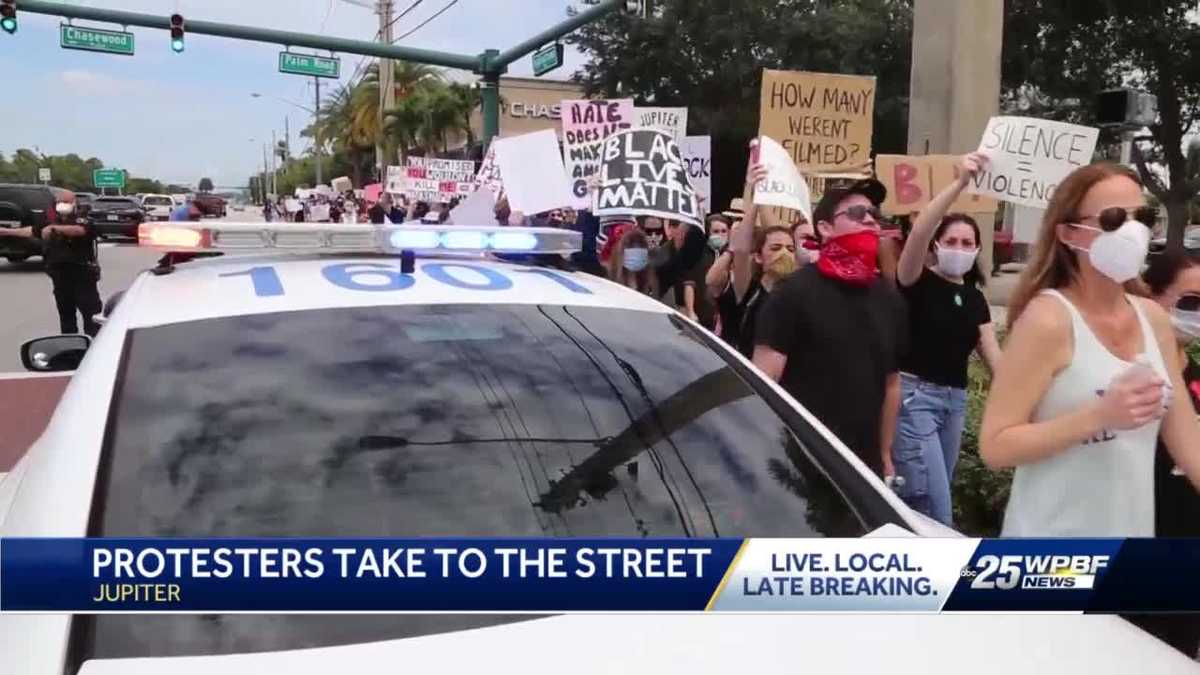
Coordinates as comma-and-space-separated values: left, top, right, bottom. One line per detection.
473, 144, 504, 197
402, 157, 476, 203
875, 155, 999, 216
759, 69, 876, 172
634, 106, 688, 139
331, 176, 353, 193
385, 166, 405, 195
679, 136, 711, 209
308, 203, 331, 222
493, 129, 575, 216
562, 98, 635, 208
965, 116, 1099, 209
593, 129, 702, 227
753, 136, 812, 220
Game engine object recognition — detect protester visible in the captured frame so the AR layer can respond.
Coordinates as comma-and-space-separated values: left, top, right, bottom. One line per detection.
752, 176, 908, 478
598, 215, 636, 263
641, 216, 666, 251
1125, 249, 1200, 657
889, 152, 1002, 525
707, 214, 731, 254
980, 162, 1200, 536
662, 220, 716, 328
368, 193, 392, 225
607, 228, 659, 297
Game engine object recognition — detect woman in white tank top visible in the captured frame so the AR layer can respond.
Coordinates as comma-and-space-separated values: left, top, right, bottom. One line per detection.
980, 162, 1200, 537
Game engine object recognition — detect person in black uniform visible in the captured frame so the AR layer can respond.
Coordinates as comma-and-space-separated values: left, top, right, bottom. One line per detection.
37, 194, 102, 337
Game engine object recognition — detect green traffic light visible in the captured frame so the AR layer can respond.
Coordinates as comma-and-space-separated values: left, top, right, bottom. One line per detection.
0, 17, 16, 34
170, 38, 184, 53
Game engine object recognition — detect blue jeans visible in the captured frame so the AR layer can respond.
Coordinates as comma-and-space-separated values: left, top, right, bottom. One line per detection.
892, 373, 968, 526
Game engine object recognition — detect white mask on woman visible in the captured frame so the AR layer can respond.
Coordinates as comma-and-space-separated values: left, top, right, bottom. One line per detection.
1070, 220, 1150, 283
934, 246, 978, 278
1170, 307, 1200, 342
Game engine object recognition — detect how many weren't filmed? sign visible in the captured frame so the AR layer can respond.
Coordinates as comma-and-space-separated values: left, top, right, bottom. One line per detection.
759, 69, 876, 173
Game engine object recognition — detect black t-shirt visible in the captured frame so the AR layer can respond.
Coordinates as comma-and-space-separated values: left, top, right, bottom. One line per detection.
736, 277, 766, 358
368, 204, 386, 225
755, 265, 908, 475
34, 215, 96, 266
898, 268, 990, 388
1156, 358, 1200, 537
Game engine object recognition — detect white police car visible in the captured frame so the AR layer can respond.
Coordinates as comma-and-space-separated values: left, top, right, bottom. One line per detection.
1, 222, 1195, 673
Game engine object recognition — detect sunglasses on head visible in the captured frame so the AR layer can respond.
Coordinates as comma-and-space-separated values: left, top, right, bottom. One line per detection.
1176, 294, 1200, 313
1075, 205, 1158, 232
834, 205, 883, 224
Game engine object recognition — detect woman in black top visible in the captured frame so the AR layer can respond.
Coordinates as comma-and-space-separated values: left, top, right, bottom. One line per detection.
891, 152, 1001, 526
1128, 249, 1200, 657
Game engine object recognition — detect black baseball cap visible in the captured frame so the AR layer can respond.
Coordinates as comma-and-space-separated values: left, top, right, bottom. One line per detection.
812, 177, 887, 226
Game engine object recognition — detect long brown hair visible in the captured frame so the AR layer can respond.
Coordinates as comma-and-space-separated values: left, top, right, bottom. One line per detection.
1007, 162, 1145, 329
608, 229, 660, 297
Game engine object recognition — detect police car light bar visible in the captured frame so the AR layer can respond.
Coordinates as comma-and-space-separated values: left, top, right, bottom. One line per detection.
139, 223, 581, 256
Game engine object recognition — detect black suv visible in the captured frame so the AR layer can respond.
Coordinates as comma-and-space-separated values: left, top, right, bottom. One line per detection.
0, 183, 72, 263
89, 196, 145, 239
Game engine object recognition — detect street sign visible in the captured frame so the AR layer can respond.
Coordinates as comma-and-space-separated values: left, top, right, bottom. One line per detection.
278, 52, 340, 79
59, 24, 135, 56
38, 168, 51, 183
93, 168, 125, 189
532, 43, 563, 77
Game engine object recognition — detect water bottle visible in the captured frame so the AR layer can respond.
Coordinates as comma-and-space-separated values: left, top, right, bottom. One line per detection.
885, 475, 906, 492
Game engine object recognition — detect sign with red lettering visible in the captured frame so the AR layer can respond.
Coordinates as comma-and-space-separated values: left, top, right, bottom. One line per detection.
966, 116, 1099, 209
562, 98, 635, 208
759, 70, 876, 172
876, 155, 998, 216
401, 157, 476, 203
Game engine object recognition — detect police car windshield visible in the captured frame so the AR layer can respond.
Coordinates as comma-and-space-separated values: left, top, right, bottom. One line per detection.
88, 303, 883, 659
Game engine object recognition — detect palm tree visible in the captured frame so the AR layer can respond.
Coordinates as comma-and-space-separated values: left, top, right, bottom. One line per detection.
352, 60, 443, 163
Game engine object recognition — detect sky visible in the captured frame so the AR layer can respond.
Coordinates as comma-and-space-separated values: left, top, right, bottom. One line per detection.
3, 0, 594, 189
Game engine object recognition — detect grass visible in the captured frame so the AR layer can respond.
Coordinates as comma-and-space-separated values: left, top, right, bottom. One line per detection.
951, 351, 1014, 536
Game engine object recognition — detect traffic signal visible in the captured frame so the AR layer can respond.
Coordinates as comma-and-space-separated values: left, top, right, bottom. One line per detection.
1, 0, 17, 35
1097, 89, 1158, 128
169, 13, 184, 53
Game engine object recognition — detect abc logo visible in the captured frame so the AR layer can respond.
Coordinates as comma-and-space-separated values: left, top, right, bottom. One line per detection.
959, 567, 978, 578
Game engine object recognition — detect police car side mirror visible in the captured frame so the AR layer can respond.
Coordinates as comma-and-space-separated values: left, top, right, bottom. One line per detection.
20, 335, 91, 373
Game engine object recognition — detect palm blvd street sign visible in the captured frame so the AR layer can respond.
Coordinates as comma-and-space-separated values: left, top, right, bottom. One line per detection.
60, 24, 134, 56
278, 52, 340, 79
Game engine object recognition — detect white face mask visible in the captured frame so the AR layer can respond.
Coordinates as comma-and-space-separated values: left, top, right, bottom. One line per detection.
934, 245, 978, 278
1069, 220, 1150, 283
1170, 307, 1200, 342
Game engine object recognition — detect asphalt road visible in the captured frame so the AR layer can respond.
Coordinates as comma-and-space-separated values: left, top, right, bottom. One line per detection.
0, 208, 261, 372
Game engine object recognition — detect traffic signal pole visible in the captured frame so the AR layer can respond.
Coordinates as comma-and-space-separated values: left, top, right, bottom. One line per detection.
17, 0, 629, 148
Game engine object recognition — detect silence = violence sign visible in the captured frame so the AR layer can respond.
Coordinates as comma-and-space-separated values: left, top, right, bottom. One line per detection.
759, 69, 876, 173
593, 129, 701, 227
965, 116, 1099, 209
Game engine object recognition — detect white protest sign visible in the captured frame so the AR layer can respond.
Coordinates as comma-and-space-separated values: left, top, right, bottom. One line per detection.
562, 98, 635, 208
402, 157, 476, 203
634, 106, 688, 139
284, 198, 302, 213
473, 144, 503, 196
593, 129, 702, 228
315, 184, 335, 198
308, 203, 331, 222
449, 188, 497, 225
493, 129, 575, 216
966, 115, 1099, 209
331, 176, 353, 193
753, 136, 812, 220
679, 136, 711, 209
385, 166, 405, 195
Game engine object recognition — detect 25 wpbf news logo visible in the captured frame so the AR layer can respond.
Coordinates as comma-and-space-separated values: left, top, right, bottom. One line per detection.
959, 555, 1110, 590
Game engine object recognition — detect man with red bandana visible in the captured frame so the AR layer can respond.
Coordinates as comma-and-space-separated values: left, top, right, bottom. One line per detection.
752, 178, 909, 479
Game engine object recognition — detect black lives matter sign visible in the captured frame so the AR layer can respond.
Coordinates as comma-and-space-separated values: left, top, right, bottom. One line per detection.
593, 129, 701, 227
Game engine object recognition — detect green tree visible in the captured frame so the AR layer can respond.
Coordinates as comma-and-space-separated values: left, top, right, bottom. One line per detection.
568, 0, 913, 210
1002, 0, 1200, 252
198, 177, 214, 193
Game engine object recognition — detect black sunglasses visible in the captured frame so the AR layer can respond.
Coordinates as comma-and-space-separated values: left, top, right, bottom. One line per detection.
1176, 294, 1200, 313
833, 204, 883, 224
643, 228, 665, 235
1076, 206, 1158, 232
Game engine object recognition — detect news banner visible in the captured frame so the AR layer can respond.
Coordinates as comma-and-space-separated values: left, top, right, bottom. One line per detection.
1, 538, 1199, 613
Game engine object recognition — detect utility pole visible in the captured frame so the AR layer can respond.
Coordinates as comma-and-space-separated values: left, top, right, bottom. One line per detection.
377, 0, 395, 178
314, 76, 323, 185
270, 129, 278, 196
262, 142, 270, 200
284, 115, 291, 166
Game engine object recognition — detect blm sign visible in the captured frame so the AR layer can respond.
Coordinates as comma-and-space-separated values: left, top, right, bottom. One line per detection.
593, 129, 701, 227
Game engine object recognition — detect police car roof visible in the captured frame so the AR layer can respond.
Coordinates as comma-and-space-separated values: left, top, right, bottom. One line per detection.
122, 253, 669, 329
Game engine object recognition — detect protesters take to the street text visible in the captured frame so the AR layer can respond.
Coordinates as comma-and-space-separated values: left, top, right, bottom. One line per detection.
981, 162, 1200, 536
608, 228, 659, 298
752, 177, 908, 478
889, 152, 1003, 526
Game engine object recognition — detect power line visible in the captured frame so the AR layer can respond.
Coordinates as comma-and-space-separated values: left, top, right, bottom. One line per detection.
393, 0, 459, 42
383, 0, 426, 33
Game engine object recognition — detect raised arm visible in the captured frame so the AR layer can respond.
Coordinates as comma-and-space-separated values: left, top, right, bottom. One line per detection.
705, 249, 733, 299
732, 163, 768, 303
896, 153, 989, 287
